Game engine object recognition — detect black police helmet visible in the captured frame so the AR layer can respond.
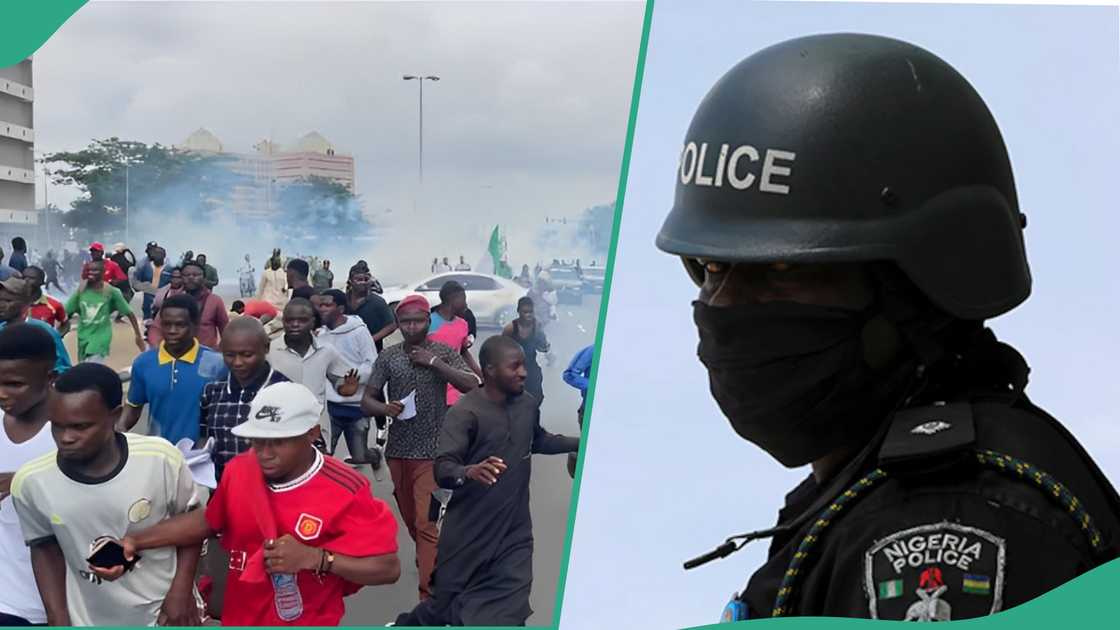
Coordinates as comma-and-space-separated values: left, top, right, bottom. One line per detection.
656, 33, 1030, 320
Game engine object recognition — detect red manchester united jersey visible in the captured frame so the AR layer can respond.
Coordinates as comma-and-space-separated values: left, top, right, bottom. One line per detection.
205, 450, 398, 626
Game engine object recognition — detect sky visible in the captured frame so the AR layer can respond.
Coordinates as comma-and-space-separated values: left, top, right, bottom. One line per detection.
29, 0, 643, 281
559, 2, 1120, 629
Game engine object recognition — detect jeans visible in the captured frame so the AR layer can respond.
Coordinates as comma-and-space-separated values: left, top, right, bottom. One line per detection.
329, 411, 371, 462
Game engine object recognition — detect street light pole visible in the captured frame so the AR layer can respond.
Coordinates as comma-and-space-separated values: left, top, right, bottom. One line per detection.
43, 166, 50, 252
125, 161, 130, 245
402, 75, 440, 187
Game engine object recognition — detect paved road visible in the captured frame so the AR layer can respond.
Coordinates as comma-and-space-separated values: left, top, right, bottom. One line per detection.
68, 287, 599, 626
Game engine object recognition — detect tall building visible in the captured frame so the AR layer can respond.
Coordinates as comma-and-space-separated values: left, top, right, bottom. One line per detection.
0, 57, 35, 244
178, 128, 355, 220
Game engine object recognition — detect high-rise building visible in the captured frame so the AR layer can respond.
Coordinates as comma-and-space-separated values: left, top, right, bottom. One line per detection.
178, 128, 356, 220
0, 57, 36, 244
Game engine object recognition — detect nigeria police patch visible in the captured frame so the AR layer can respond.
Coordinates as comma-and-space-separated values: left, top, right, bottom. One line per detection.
863, 521, 1005, 620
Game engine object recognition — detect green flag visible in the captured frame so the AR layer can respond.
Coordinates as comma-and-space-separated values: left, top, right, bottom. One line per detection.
485, 225, 513, 278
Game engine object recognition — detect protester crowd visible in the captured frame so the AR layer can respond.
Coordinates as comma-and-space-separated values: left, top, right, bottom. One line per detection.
0, 234, 585, 627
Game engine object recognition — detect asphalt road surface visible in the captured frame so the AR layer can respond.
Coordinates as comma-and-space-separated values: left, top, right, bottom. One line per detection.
65, 286, 600, 626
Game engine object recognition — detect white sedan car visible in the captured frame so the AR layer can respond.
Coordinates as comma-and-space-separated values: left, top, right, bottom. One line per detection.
380, 272, 529, 328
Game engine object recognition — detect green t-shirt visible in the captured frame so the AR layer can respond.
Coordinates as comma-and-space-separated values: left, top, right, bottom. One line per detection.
65, 285, 132, 359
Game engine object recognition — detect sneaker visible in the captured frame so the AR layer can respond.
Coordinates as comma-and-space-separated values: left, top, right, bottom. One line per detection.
371, 445, 388, 482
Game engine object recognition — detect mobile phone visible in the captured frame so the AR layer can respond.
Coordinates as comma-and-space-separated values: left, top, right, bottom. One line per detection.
86, 537, 140, 570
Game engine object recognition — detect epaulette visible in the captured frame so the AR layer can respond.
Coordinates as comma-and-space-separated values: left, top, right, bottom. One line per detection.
769, 401, 1109, 618
878, 402, 976, 476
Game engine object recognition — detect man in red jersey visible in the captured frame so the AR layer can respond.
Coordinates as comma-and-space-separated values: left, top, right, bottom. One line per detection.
92, 382, 401, 626
81, 242, 127, 284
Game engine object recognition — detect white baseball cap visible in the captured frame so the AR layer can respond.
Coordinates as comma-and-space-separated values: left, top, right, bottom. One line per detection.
232, 382, 323, 439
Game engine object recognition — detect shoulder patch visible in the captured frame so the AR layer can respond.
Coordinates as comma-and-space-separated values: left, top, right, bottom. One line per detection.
879, 403, 975, 472
864, 521, 1005, 620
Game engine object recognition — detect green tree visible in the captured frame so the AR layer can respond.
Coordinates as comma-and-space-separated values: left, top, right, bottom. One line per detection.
42, 137, 244, 235
577, 202, 614, 254
274, 175, 368, 243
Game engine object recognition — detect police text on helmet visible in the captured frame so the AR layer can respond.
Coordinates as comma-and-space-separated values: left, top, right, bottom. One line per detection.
678, 142, 795, 194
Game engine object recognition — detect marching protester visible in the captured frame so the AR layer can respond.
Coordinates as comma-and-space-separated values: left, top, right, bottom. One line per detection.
132, 243, 172, 321
286, 259, 315, 301
345, 264, 396, 353
349, 260, 383, 294
81, 242, 127, 285
98, 382, 402, 626
344, 264, 396, 471
314, 289, 379, 466
502, 297, 550, 405
119, 294, 227, 445
393, 336, 579, 626
453, 256, 470, 272
109, 243, 137, 302
151, 265, 184, 323
0, 248, 15, 282
562, 344, 594, 478
10, 363, 204, 626
267, 298, 359, 454
195, 315, 290, 619
201, 316, 289, 481
8, 238, 28, 274
257, 254, 288, 310
65, 259, 146, 362
21, 267, 69, 335
429, 281, 482, 407
238, 254, 256, 298
313, 260, 335, 291
195, 254, 220, 290
268, 299, 357, 403
149, 260, 229, 350
0, 325, 59, 627
0, 278, 71, 373
563, 344, 593, 404
40, 251, 65, 294
360, 295, 480, 602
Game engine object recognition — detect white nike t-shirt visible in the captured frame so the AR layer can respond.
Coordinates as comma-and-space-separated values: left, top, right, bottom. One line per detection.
0, 413, 55, 623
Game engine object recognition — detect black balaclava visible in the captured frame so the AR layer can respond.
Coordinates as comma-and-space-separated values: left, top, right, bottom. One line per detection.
692, 263, 960, 467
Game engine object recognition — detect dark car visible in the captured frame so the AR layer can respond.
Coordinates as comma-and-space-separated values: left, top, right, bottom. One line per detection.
548, 266, 584, 305
581, 266, 605, 294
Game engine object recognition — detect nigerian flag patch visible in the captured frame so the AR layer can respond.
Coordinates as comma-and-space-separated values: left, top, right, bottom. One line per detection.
878, 579, 904, 599
963, 574, 991, 595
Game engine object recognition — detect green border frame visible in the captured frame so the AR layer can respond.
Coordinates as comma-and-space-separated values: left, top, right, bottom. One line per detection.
549, 0, 656, 626
0, 1, 86, 67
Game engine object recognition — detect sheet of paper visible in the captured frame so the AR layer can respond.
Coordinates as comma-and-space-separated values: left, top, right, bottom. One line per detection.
176, 437, 218, 489
398, 390, 418, 420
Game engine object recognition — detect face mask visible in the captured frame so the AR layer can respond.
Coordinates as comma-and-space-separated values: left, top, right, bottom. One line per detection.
693, 300, 906, 467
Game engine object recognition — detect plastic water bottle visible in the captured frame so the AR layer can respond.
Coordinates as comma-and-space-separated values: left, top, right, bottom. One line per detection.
271, 573, 304, 621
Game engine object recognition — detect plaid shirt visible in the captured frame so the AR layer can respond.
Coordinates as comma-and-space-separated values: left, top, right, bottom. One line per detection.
200, 363, 290, 479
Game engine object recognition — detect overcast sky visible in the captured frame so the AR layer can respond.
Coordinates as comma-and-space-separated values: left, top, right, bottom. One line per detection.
30, 0, 642, 277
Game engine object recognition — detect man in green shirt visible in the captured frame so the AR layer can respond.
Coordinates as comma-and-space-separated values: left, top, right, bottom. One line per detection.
196, 254, 220, 290
64, 260, 145, 362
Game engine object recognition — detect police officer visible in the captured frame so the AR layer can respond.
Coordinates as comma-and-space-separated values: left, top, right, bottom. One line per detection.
659, 34, 1120, 622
